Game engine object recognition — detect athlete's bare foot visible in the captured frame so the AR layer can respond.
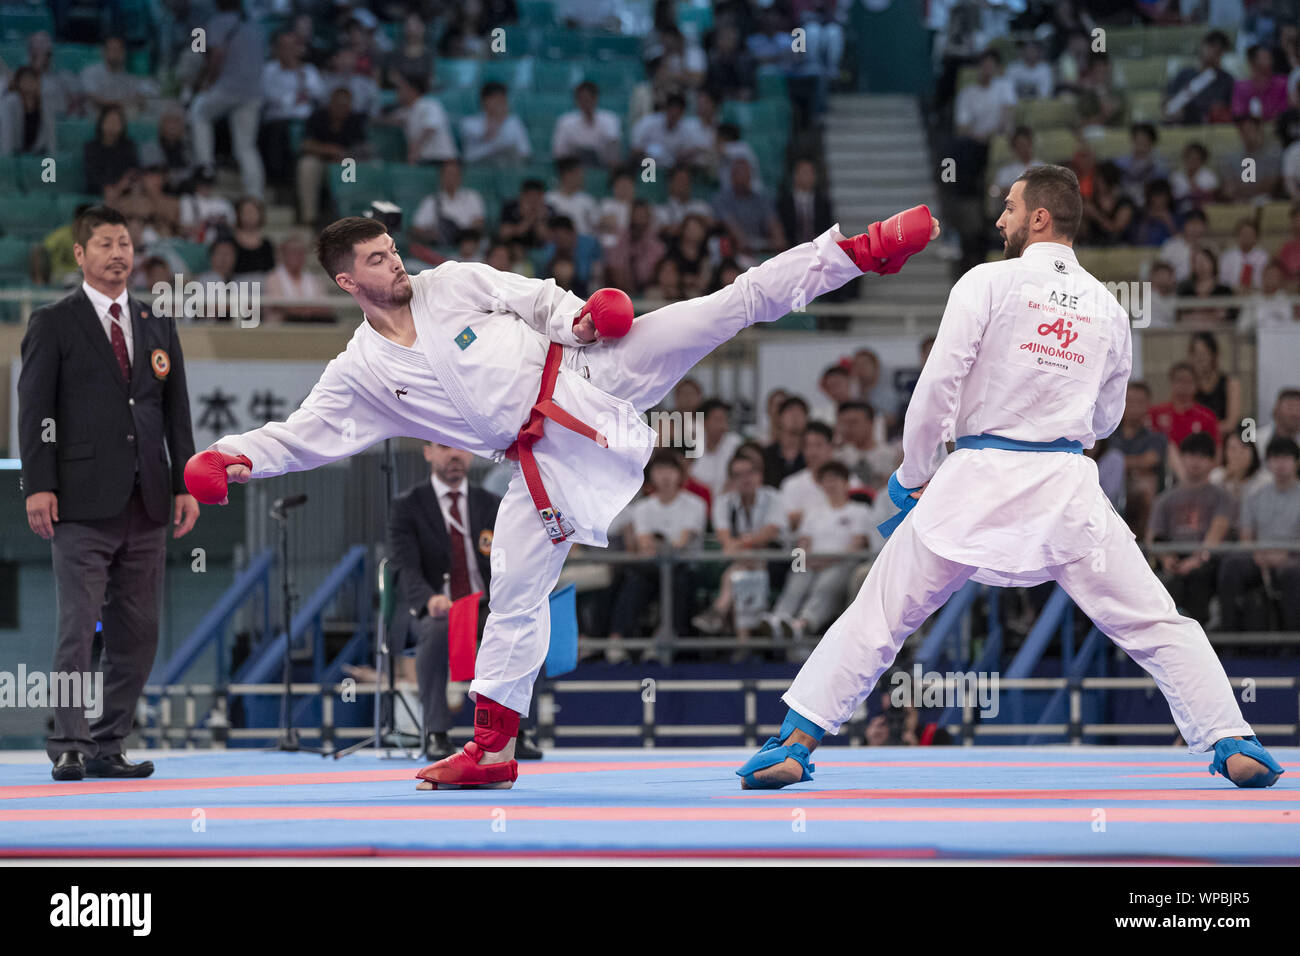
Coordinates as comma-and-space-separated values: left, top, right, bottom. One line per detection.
740, 728, 819, 789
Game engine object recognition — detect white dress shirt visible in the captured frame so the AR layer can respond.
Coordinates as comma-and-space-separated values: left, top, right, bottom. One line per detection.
430, 471, 486, 596
83, 280, 133, 364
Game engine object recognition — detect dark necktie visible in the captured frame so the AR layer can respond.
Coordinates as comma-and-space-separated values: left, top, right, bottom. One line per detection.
446, 489, 472, 600
108, 302, 131, 384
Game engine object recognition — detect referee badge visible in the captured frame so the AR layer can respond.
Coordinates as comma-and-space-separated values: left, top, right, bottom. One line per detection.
478, 529, 493, 556
150, 348, 171, 380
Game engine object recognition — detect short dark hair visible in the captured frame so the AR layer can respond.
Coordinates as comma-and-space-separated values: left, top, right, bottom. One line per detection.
1015, 164, 1083, 241
1179, 432, 1217, 459
555, 156, 581, 176
1204, 30, 1230, 51
1131, 122, 1158, 143
1185, 208, 1208, 224
647, 448, 685, 474
316, 216, 388, 280
1264, 437, 1300, 461
1128, 380, 1152, 397
777, 395, 809, 417
816, 461, 850, 483
805, 421, 834, 443
821, 364, 851, 382
398, 70, 429, 95
575, 80, 598, 97
480, 80, 507, 99
699, 397, 732, 419
73, 205, 128, 246
1169, 360, 1197, 379
666, 93, 686, 111
521, 178, 545, 194
837, 400, 875, 420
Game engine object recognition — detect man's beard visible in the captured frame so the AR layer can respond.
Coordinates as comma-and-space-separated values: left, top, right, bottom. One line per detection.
1002, 222, 1030, 259
366, 275, 413, 306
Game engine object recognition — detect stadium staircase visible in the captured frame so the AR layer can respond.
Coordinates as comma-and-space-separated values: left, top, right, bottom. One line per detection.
824, 92, 952, 325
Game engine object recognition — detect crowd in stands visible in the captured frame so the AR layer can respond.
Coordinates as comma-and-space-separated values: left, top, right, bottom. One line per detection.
0, 0, 845, 316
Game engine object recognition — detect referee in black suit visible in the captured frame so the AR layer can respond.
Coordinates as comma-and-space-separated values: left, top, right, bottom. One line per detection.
388, 443, 543, 760
18, 205, 199, 780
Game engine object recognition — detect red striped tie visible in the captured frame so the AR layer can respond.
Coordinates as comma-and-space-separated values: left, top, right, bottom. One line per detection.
108, 302, 130, 384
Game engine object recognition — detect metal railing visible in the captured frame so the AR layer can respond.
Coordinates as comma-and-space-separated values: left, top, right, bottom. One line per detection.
136, 675, 1300, 750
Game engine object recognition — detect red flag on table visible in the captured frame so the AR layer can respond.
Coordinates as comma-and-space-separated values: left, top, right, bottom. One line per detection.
447, 591, 483, 681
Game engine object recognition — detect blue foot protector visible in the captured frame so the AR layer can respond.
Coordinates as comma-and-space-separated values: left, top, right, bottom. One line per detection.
1208, 736, 1285, 788
736, 709, 824, 789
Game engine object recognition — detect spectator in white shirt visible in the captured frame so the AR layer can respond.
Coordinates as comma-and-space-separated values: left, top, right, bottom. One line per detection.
264, 235, 332, 323
835, 401, 898, 494
318, 46, 380, 117
606, 450, 707, 662
778, 421, 835, 537
764, 461, 871, 638
811, 365, 855, 429
689, 398, 744, 500
656, 164, 713, 237
551, 80, 622, 167
988, 126, 1043, 212
1170, 141, 1220, 216
79, 36, 151, 117
631, 93, 710, 168
692, 453, 784, 640
260, 31, 323, 189
1219, 219, 1270, 291
545, 157, 601, 235
390, 70, 456, 164
1157, 208, 1210, 283
459, 81, 531, 165
596, 167, 637, 248
1005, 39, 1053, 100
410, 158, 485, 244
955, 49, 1017, 144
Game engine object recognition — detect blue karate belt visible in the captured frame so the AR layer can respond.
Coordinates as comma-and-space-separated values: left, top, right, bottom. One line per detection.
876, 434, 1085, 540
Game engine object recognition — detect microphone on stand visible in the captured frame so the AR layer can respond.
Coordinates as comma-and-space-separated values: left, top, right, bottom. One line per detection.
270, 493, 308, 519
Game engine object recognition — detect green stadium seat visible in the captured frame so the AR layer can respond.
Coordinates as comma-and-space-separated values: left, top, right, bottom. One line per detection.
1114, 58, 1170, 89
1129, 90, 1163, 124
1015, 97, 1078, 130
369, 124, 407, 163
518, 0, 556, 27
56, 117, 96, 150
500, 25, 541, 58
3, 195, 60, 238
756, 73, 787, 99
51, 43, 101, 74
537, 31, 588, 61
1259, 202, 1294, 235
677, 3, 714, 37
170, 239, 212, 274
54, 194, 98, 223
534, 60, 579, 94
0, 156, 18, 192
0, 236, 32, 282
437, 58, 481, 91
480, 57, 534, 92
0, 5, 54, 40
580, 61, 637, 98
1203, 203, 1258, 236
437, 88, 480, 118
588, 35, 641, 62
126, 119, 158, 146
386, 162, 438, 201
330, 159, 392, 209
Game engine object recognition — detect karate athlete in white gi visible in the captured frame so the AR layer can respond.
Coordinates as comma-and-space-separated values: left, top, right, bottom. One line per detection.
185, 208, 941, 789
738, 165, 1285, 791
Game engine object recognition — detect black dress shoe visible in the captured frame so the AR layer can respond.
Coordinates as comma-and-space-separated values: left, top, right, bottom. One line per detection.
51, 751, 84, 781
424, 733, 456, 761
515, 734, 544, 760
85, 754, 154, 778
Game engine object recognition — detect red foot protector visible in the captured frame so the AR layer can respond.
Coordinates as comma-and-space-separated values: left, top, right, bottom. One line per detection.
473, 695, 520, 751
838, 204, 933, 276
414, 740, 519, 790
581, 287, 634, 338
184, 449, 253, 504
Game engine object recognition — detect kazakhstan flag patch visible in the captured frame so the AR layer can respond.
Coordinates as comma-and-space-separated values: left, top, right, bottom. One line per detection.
455, 327, 477, 350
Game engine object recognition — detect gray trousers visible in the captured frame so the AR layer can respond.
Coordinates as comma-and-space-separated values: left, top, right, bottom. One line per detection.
47, 486, 167, 760
411, 612, 539, 737
772, 562, 855, 633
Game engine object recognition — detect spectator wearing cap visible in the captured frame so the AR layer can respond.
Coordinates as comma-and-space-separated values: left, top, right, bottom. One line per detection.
551, 81, 622, 168
1147, 432, 1233, 624
1217, 438, 1300, 630
459, 82, 531, 165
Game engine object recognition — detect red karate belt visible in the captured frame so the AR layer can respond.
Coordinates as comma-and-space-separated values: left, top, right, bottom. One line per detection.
504, 342, 608, 544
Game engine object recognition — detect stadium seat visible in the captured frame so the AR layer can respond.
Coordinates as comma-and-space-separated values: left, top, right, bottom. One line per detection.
517, 0, 556, 27
386, 163, 438, 203
0, 236, 32, 283
1203, 203, 1259, 236
56, 117, 96, 150
480, 56, 534, 92
534, 60, 579, 94
438, 58, 481, 91
3, 195, 59, 239
0, 4, 54, 39
369, 124, 407, 163
1114, 58, 1170, 89
588, 35, 641, 62
537, 31, 588, 60
51, 43, 101, 73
